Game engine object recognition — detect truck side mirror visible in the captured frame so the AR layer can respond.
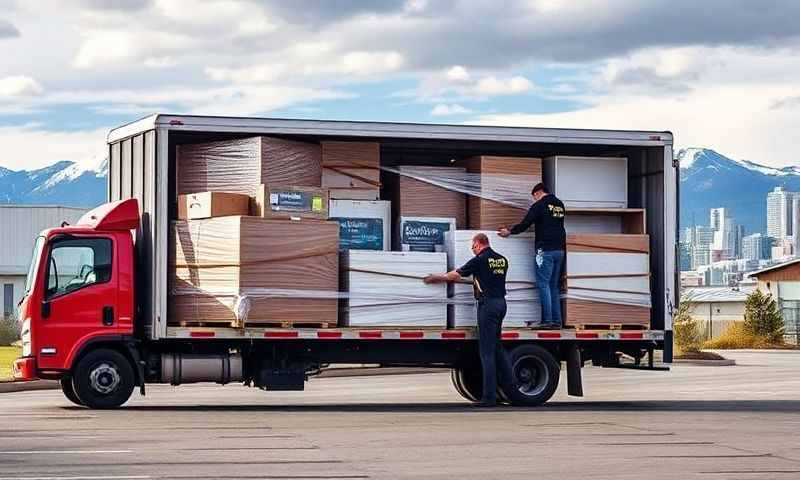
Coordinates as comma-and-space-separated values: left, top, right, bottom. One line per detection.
41, 301, 51, 319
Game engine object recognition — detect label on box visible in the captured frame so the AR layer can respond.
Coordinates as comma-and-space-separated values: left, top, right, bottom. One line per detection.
333, 217, 384, 250
401, 220, 452, 250
269, 190, 320, 213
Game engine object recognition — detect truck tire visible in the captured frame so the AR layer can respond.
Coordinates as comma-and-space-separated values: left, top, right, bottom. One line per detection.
60, 377, 84, 407
71, 349, 135, 409
452, 366, 513, 404
504, 345, 560, 407
451, 369, 478, 402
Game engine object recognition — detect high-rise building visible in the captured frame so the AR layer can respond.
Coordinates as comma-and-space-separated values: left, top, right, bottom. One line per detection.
679, 242, 692, 271
743, 233, 771, 261
692, 225, 715, 269
767, 186, 795, 239
734, 224, 745, 259
710, 207, 736, 260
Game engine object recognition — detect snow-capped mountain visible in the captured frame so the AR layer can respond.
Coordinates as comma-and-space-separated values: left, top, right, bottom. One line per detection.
678, 148, 800, 234
0, 155, 107, 208
0, 147, 792, 235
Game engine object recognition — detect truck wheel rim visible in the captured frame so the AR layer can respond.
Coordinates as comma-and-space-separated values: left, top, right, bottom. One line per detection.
513, 355, 549, 397
89, 362, 121, 395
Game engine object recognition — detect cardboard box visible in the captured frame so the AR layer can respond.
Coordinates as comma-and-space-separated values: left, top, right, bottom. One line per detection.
321, 141, 380, 200
329, 200, 391, 251
397, 216, 457, 252
170, 216, 340, 327
458, 156, 542, 230
543, 156, 628, 208
340, 251, 448, 327
177, 192, 251, 220
177, 136, 321, 196
564, 234, 651, 327
252, 185, 329, 220
387, 166, 467, 229
445, 230, 539, 328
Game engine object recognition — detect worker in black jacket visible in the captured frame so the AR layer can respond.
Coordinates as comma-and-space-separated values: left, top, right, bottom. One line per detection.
498, 183, 566, 329
424, 233, 515, 407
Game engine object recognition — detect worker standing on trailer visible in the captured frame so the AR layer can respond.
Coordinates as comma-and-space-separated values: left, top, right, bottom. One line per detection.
498, 183, 566, 329
423, 233, 515, 407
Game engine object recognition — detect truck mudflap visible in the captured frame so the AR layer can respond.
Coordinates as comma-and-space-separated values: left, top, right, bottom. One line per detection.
12, 357, 37, 382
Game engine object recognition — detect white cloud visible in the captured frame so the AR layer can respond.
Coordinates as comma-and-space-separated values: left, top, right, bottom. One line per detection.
73, 29, 192, 69
339, 51, 405, 75
0, 124, 107, 170
430, 103, 472, 116
0, 75, 43, 97
475, 75, 534, 95
445, 65, 470, 84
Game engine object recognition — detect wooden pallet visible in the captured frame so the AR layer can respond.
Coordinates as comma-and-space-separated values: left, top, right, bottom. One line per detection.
568, 323, 649, 331
247, 321, 335, 329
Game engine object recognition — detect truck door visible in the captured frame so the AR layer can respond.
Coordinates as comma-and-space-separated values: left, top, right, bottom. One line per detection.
36, 236, 118, 371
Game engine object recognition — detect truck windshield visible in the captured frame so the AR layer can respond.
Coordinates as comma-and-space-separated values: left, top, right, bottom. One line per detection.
23, 236, 45, 299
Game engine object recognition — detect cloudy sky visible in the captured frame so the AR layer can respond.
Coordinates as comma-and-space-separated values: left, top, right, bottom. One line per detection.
1, 0, 799, 170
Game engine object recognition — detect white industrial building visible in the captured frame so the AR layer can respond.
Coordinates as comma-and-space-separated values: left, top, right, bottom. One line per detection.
0, 205, 88, 318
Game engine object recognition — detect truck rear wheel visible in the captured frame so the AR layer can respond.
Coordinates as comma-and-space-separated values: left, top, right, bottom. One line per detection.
60, 377, 84, 407
71, 349, 135, 409
451, 368, 479, 402
505, 345, 560, 407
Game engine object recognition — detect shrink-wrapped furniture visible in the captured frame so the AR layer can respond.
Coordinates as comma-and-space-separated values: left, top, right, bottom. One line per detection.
321, 141, 381, 200
458, 156, 542, 229
445, 230, 540, 327
340, 251, 448, 327
177, 136, 321, 195
170, 216, 339, 327
564, 234, 651, 328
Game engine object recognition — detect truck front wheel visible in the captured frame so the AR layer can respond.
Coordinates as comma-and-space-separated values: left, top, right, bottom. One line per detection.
59, 377, 84, 406
71, 349, 135, 409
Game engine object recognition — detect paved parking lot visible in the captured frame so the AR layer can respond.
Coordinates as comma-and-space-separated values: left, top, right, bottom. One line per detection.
1, 350, 798, 480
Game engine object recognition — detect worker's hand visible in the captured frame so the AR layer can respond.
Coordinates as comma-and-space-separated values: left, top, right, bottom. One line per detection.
497, 227, 511, 238
423, 274, 441, 284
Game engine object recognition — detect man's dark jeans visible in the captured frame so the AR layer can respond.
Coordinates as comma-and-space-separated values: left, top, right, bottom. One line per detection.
477, 297, 516, 404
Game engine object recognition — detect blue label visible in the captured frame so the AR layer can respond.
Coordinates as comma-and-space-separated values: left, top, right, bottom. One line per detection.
401, 220, 451, 250
333, 217, 384, 250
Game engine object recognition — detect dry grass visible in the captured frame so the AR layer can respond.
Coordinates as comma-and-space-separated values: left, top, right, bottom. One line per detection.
0, 346, 21, 381
703, 322, 787, 350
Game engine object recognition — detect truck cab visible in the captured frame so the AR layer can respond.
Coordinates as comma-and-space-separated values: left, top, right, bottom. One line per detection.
13, 199, 140, 408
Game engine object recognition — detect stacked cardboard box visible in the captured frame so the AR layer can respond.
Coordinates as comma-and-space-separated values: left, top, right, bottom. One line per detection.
543, 156, 628, 208
388, 166, 466, 229
170, 216, 340, 327
177, 136, 321, 196
177, 192, 251, 220
564, 209, 646, 234
564, 234, 651, 328
340, 251, 448, 327
321, 141, 380, 200
329, 200, 391, 251
445, 230, 540, 327
458, 156, 542, 229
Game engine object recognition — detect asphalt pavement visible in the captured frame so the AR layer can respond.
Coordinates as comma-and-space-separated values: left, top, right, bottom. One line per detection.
0, 350, 798, 480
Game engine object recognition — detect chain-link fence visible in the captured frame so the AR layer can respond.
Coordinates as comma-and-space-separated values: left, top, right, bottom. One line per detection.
779, 299, 800, 345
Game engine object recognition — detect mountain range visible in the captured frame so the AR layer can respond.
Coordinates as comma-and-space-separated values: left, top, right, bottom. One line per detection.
0, 148, 795, 235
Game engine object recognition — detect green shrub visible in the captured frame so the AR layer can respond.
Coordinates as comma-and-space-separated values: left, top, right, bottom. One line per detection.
743, 290, 785, 343
0, 314, 20, 346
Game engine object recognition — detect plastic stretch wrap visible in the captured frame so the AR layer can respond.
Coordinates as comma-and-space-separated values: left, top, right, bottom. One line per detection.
177, 136, 321, 196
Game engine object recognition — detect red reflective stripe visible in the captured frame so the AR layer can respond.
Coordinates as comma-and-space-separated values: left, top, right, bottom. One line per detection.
576, 332, 599, 339
399, 331, 425, 339
620, 332, 644, 339
264, 331, 299, 338
537, 332, 561, 339
317, 331, 343, 339
501, 332, 520, 339
442, 331, 467, 339
189, 331, 215, 338
359, 331, 383, 339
